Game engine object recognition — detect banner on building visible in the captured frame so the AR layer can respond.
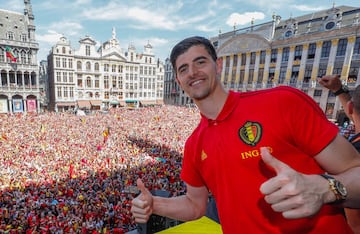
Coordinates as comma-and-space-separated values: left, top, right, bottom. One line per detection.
13, 99, 23, 113
5, 46, 17, 62
0, 99, 8, 113
27, 99, 37, 112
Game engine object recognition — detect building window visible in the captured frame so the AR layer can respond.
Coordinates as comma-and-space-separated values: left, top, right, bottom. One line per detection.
57, 87, 62, 98
233, 54, 238, 67
56, 72, 61, 82
336, 38, 347, 56
250, 52, 256, 64
104, 64, 109, 72
63, 87, 68, 98
282, 47, 290, 62
86, 77, 91, 88
354, 37, 360, 55
95, 63, 99, 71
241, 53, 246, 65
68, 59, 73, 68
62, 58, 67, 68
7, 31, 14, 40
294, 45, 302, 60
77, 79, 82, 87
104, 76, 109, 89
21, 34, 27, 42
0, 48, 4, 62
77, 61, 82, 70
260, 50, 266, 64
86, 45, 90, 56
314, 89, 322, 97
248, 69, 254, 84
279, 67, 286, 83
308, 43, 316, 59
86, 62, 91, 71
258, 69, 264, 83
321, 41, 331, 58
69, 73, 73, 83
56, 58, 61, 67
63, 72, 67, 82
270, 49, 277, 63
62, 47, 66, 54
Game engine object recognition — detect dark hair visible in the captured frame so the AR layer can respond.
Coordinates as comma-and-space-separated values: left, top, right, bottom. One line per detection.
170, 36, 217, 72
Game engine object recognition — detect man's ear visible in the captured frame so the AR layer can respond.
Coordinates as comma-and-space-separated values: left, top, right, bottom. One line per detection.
346, 100, 354, 115
216, 57, 223, 75
175, 76, 182, 88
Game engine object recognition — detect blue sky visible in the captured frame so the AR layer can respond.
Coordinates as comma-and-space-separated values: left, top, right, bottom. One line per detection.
3, 0, 360, 63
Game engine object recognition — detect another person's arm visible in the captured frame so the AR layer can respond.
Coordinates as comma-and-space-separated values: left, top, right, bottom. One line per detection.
131, 178, 209, 223
318, 74, 352, 118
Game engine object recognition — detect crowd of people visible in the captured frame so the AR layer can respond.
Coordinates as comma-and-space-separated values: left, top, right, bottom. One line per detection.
0, 105, 200, 233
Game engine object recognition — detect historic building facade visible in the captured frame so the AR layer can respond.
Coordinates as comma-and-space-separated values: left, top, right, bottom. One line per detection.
0, 0, 40, 113
165, 4, 360, 121
47, 28, 164, 112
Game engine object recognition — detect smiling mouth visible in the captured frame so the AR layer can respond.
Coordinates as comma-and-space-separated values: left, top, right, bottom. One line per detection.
190, 79, 203, 87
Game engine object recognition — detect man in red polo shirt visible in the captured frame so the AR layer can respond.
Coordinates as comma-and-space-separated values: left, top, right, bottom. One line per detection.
131, 36, 360, 234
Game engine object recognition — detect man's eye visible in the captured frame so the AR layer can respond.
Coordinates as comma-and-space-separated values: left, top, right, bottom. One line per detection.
179, 67, 188, 74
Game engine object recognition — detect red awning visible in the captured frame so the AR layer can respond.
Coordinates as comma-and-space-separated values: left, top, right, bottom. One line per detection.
57, 102, 76, 106
90, 100, 102, 106
77, 100, 91, 109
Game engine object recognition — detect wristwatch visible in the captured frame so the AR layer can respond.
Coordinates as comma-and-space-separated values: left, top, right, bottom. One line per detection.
320, 174, 347, 202
333, 85, 349, 96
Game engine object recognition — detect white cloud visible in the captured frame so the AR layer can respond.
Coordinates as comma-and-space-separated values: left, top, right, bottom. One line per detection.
291, 4, 325, 12
226, 12, 265, 27
36, 30, 63, 44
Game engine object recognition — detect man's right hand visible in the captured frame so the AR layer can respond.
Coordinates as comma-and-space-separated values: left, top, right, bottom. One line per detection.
318, 74, 342, 92
131, 178, 154, 223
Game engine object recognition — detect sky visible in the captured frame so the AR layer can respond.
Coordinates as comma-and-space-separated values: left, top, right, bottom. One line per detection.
3, 0, 360, 63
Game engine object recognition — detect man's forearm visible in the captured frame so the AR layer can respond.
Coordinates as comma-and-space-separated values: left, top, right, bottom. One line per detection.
152, 195, 206, 221
336, 166, 360, 208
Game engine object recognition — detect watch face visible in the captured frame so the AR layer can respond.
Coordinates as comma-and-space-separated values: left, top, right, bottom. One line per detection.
335, 180, 347, 197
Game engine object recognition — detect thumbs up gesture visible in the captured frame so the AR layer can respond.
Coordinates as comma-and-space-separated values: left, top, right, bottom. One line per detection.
259, 147, 329, 219
131, 178, 154, 223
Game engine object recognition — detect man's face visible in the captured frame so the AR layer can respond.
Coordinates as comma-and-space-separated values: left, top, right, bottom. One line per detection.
175, 45, 221, 101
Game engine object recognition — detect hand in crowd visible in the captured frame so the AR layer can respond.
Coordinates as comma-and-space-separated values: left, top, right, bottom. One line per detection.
318, 74, 342, 92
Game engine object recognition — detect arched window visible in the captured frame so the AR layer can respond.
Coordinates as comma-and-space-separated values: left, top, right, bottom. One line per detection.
77, 61, 82, 70
86, 62, 91, 71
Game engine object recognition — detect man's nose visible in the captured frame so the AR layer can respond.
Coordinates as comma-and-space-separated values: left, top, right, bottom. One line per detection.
188, 64, 199, 76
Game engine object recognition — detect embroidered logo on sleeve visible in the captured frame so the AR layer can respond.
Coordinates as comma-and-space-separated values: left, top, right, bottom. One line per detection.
238, 121, 262, 146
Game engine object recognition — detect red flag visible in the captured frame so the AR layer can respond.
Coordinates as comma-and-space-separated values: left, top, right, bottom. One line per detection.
5, 46, 17, 62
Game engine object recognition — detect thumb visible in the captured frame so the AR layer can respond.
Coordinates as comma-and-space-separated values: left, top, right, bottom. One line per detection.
260, 147, 290, 175
137, 178, 151, 199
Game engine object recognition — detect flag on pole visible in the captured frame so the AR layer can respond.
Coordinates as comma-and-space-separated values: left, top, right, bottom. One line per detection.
5, 46, 17, 62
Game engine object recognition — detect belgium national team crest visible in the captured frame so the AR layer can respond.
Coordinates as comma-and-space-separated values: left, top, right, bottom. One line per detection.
238, 121, 262, 146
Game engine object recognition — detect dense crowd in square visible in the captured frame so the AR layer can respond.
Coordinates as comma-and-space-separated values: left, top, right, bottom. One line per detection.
0, 105, 199, 233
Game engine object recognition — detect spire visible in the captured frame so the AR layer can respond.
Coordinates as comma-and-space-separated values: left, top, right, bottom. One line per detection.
112, 27, 116, 39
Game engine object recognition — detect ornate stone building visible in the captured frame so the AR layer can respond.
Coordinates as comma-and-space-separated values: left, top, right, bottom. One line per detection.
0, 0, 40, 113
165, 4, 360, 121
47, 28, 164, 112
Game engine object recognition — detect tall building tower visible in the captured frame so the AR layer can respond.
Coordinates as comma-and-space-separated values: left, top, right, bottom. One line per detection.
0, 0, 40, 113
